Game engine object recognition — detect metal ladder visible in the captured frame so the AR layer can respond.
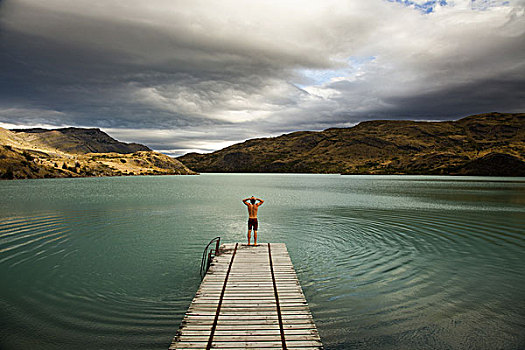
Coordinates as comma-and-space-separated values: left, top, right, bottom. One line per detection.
199, 236, 221, 279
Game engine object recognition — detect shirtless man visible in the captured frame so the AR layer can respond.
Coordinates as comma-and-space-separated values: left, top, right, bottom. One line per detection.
242, 196, 264, 246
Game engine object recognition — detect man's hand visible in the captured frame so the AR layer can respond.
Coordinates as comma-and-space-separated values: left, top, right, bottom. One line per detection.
242, 196, 264, 205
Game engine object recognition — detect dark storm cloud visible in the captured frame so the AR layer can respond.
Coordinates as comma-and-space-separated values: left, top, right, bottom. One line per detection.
381, 78, 525, 118
1, 0, 524, 154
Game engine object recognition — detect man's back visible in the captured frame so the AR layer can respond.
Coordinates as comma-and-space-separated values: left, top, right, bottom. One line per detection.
246, 203, 260, 218
242, 196, 264, 246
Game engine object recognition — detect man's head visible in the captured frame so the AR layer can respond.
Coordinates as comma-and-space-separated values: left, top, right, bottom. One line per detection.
250, 197, 256, 204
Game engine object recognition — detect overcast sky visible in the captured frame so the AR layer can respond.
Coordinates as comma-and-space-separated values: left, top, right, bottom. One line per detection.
1, 0, 524, 155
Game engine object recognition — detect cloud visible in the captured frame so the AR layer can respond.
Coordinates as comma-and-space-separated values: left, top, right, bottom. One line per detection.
0, 0, 524, 154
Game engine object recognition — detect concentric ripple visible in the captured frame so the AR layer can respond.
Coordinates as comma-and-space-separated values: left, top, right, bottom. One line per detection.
1, 175, 524, 350
289, 204, 525, 350
0, 214, 71, 267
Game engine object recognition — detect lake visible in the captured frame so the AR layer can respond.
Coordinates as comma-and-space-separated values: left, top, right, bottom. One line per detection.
1, 174, 524, 349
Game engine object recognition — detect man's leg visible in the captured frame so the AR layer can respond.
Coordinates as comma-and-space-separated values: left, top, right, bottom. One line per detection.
247, 229, 251, 245
254, 230, 257, 246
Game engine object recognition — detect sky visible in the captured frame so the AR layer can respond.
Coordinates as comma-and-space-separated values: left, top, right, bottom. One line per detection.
0, 0, 524, 156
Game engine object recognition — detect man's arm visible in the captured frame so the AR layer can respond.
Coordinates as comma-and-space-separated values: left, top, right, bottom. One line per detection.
256, 198, 264, 206
242, 198, 250, 206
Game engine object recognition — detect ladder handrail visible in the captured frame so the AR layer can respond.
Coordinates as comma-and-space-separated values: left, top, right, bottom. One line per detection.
200, 237, 221, 279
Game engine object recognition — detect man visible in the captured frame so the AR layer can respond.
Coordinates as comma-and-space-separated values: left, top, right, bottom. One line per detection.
242, 196, 264, 246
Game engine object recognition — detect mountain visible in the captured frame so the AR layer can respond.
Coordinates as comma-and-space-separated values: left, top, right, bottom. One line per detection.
177, 112, 525, 176
10, 127, 150, 154
0, 128, 196, 180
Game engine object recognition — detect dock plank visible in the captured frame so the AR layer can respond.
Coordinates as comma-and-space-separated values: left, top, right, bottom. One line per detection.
169, 243, 323, 350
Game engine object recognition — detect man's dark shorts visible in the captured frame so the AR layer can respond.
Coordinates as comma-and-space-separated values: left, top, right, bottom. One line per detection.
248, 218, 258, 231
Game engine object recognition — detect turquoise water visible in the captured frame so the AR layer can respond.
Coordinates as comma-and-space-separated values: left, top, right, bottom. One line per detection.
1, 174, 524, 349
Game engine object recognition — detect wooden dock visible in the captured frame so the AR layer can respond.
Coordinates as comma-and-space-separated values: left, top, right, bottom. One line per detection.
170, 243, 323, 349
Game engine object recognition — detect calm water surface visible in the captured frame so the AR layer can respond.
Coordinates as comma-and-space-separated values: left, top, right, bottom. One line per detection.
1, 174, 524, 349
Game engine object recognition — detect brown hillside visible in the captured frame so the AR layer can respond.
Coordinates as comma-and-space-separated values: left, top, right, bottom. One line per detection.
11, 127, 150, 154
0, 128, 196, 180
177, 112, 525, 176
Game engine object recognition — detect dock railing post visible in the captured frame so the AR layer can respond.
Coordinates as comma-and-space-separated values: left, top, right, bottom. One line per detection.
215, 238, 220, 256
207, 250, 212, 271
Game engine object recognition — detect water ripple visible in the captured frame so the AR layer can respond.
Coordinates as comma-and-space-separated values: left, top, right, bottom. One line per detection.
0, 214, 71, 266
293, 205, 525, 349
2, 176, 524, 350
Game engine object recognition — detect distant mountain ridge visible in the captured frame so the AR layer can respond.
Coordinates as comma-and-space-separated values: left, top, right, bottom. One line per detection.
1, 127, 196, 179
177, 112, 525, 176
11, 127, 150, 154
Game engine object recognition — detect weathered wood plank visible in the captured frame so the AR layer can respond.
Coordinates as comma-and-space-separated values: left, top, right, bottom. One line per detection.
169, 243, 323, 349
179, 329, 319, 336
180, 324, 318, 331
171, 340, 323, 348
177, 334, 320, 342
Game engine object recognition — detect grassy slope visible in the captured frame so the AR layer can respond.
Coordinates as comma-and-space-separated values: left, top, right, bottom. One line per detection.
0, 128, 196, 180
10, 127, 151, 154
177, 112, 525, 176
